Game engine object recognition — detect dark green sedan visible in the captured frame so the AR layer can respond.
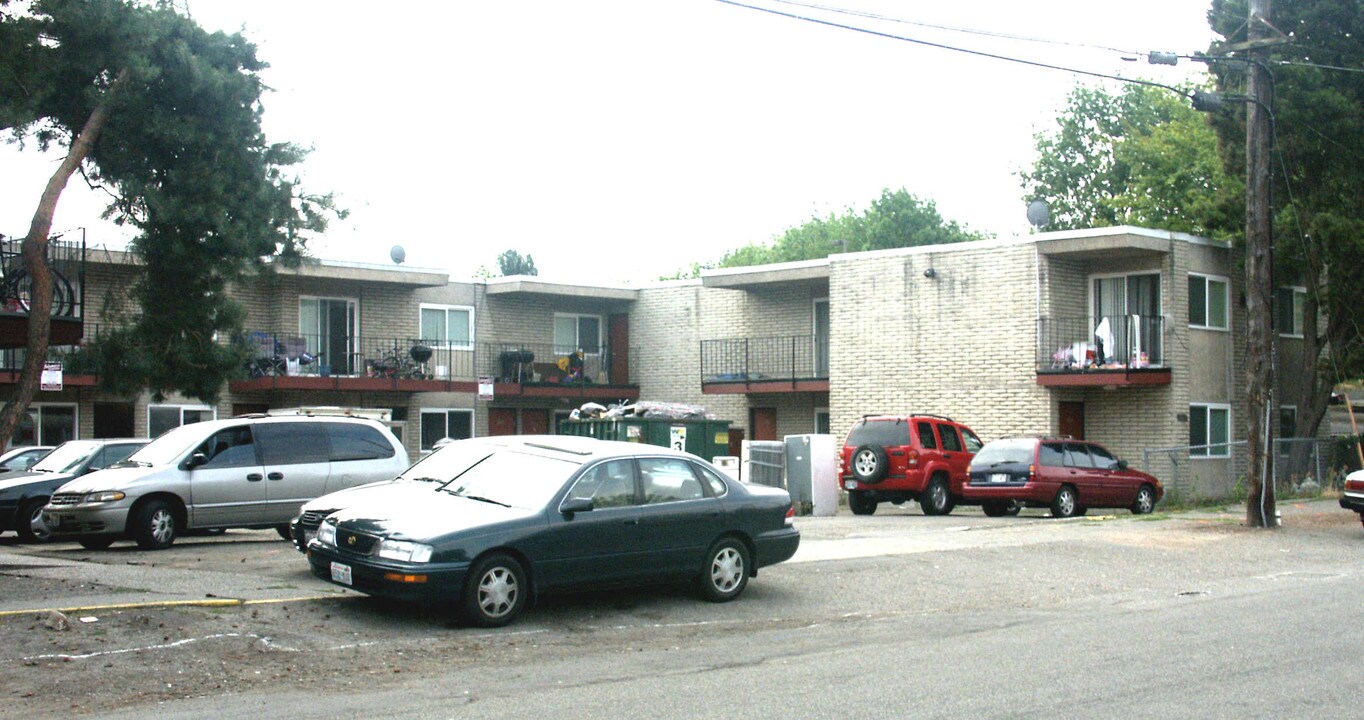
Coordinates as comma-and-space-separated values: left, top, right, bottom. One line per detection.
306, 435, 800, 627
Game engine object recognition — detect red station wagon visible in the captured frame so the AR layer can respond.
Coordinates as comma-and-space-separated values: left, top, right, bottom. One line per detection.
961, 437, 1162, 518
839, 414, 983, 516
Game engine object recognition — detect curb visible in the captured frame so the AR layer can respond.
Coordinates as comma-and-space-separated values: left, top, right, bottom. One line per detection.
0, 593, 351, 619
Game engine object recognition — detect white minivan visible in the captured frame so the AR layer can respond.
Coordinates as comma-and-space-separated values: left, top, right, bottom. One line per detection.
42, 415, 409, 550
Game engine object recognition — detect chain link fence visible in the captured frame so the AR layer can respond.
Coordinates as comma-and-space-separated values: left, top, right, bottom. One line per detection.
1141, 435, 1362, 502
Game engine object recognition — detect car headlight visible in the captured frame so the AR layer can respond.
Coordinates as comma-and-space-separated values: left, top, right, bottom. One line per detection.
83, 491, 126, 504
378, 539, 433, 563
316, 522, 336, 547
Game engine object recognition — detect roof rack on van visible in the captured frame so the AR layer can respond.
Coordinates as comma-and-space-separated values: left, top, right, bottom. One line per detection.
257, 406, 393, 423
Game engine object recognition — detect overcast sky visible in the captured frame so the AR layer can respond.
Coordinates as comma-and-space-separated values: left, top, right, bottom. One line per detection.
0, 0, 1217, 282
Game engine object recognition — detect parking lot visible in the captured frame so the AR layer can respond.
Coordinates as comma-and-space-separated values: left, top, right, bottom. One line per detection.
2, 500, 1361, 719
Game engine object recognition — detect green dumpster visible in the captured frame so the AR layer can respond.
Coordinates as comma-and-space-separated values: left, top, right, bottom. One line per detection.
560, 417, 732, 461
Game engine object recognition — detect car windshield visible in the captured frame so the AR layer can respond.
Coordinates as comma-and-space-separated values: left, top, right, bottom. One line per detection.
440, 450, 582, 510
32, 441, 101, 473
125, 424, 213, 466
846, 420, 910, 447
397, 440, 504, 483
972, 439, 1036, 467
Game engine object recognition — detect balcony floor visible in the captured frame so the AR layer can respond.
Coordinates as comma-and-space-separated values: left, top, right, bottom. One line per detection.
1036, 367, 1172, 387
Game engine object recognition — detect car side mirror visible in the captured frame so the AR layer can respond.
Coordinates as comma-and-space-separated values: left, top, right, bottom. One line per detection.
1116, 459, 1129, 470
186, 451, 208, 469
560, 497, 594, 517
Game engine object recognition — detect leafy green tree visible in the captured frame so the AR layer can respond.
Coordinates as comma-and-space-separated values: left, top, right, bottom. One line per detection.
0, 0, 335, 442
716, 188, 984, 269
1207, 0, 1364, 444
496, 249, 538, 276
1019, 83, 1242, 239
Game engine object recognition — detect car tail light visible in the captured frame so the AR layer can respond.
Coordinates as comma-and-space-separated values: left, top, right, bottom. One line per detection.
1028, 464, 1037, 483
907, 450, 919, 468
785, 505, 795, 527
1346, 478, 1364, 493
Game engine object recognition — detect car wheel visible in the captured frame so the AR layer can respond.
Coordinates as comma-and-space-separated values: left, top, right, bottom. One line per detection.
920, 476, 955, 516
698, 537, 750, 603
133, 499, 178, 550
16, 497, 51, 543
851, 445, 889, 483
982, 500, 1013, 517
462, 553, 527, 628
848, 491, 877, 516
1050, 486, 1078, 518
1074, 507, 1088, 517
276, 524, 292, 541
78, 536, 115, 550
1131, 485, 1156, 514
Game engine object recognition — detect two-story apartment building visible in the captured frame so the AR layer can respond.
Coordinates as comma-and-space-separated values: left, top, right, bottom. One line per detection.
3, 225, 1310, 499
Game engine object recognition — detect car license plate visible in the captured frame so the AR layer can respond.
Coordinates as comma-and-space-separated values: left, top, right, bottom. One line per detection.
330, 561, 352, 586
43, 511, 63, 529
990, 473, 1010, 483
844, 480, 858, 490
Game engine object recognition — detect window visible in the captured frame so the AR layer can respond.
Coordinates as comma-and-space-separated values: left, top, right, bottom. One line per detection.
420, 304, 473, 349
254, 422, 331, 465
1276, 286, 1306, 337
194, 427, 259, 469
815, 409, 830, 435
1087, 444, 1120, 470
1064, 443, 1095, 468
1188, 274, 1229, 330
693, 462, 731, 496
962, 428, 984, 454
148, 404, 215, 439
567, 459, 638, 508
420, 409, 474, 451
553, 313, 602, 354
10, 403, 76, 446
1190, 404, 1231, 458
1278, 406, 1297, 457
1092, 272, 1162, 364
1039, 443, 1065, 467
915, 422, 938, 450
939, 424, 963, 452
639, 457, 706, 504
327, 423, 397, 461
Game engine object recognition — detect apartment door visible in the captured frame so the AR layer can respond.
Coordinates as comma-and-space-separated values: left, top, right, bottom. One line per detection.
751, 408, 777, 441
727, 427, 745, 457
521, 410, 549, 435
1059, 401, 1085, 440
489, 408, 516, 436
300, 297, 357, 375
1092, 274, 1161, 364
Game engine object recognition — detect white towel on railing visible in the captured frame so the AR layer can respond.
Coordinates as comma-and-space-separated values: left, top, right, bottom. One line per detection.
1093, 317, 1115, 364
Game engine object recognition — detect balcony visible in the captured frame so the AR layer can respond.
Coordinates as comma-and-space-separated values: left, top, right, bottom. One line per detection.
700, 335, 830, 394
0, 340, 101, 387
1036, 315, 1171, 387
229, 334, 640, 400
0, 234, 86, 349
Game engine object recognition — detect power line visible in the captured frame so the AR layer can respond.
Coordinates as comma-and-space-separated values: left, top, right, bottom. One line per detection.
766, 0, 1144, 57
714, 0, 1195, 99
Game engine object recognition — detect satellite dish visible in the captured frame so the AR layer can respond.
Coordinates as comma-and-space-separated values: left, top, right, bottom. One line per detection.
1026, 200, 1050, 229
390, 245, 406, 264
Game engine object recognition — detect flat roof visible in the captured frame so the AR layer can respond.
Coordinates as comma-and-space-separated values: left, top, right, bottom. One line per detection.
700, 258, 830, 290
484, 276, 639, 301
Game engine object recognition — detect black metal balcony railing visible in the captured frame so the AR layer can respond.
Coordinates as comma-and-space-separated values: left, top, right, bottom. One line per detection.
238, 334, 638, 386
701, 335, 829, 383
1037, 315, 1165, 371
484, 342, 632, 385
0, 234, 84, 318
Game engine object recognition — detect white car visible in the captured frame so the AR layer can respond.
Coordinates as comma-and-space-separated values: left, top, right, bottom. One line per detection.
1342, 468, 1364, 529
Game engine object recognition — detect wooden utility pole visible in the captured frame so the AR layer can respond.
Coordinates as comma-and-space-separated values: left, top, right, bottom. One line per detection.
1244, 0, 1276, 527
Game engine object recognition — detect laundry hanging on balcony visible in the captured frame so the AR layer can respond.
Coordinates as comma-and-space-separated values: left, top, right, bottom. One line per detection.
1093, 317, 1115, 365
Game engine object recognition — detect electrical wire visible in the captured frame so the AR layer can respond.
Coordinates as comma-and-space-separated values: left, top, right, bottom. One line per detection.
766, 0, 1146, 57
714, 0, 1195, 99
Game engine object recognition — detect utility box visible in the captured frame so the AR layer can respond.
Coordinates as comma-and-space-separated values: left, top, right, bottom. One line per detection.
784, 434, 839, 516
560, 417, 731, 461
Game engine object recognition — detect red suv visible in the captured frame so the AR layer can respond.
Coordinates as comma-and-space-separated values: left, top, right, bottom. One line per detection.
961, 437, 1163, 518
839, 414, 983, 516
